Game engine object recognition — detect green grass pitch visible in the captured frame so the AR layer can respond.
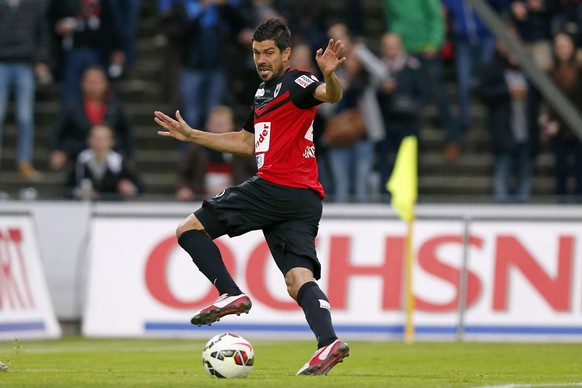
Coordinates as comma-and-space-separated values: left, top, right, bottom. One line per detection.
1, 336, 582, 387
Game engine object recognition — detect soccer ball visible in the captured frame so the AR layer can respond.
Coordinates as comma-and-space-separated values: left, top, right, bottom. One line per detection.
202, 333, 254, 378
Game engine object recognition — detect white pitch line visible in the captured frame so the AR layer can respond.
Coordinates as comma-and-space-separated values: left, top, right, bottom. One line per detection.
6, 344, 196, 354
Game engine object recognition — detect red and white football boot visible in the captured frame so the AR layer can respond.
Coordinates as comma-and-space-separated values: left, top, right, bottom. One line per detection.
191, 293, 252, 326
296, 339, 350, 376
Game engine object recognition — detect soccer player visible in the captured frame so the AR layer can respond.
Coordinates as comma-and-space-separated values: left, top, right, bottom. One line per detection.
154, 18, 348, 376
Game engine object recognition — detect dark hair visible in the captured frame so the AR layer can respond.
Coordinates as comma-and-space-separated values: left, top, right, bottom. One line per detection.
83, 64, 108, 78
252, 18, 291, 52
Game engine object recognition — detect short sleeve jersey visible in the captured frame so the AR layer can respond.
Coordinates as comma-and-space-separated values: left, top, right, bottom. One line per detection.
242, 68, 325, 198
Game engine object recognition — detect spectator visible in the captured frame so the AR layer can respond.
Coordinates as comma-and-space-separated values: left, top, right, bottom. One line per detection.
66, 122, 142, 200
441, 0, 509, 158
284, 0, 328, 52
49, 65, 134, 171
344, 0, 365, 38
48, 0, 125, 105
109, 0, 144, 75
228, 0, 282, 108
247, 0, 286, 21
165, 0, 247, 133
479, 30, 537, 203
509, 0, 559, 164
383, 0, 457, 160
375, 32, 425, 201
510, 0, 558, 71
539, 32, 582, 203
0, 0, 51, 180
321, 23, 374, 203
156, 0, 186, 110
176, 105, 255, 201
555, 0, 582, 54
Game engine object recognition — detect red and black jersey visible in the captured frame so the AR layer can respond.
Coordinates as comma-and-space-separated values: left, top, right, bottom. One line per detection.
243, 68, 325, 198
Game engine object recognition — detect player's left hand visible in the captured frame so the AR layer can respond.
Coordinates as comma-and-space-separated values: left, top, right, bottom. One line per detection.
316, 39, 346, 76
154, 110, 193, 142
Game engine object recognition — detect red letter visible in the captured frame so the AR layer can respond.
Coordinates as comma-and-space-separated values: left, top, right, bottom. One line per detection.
144, 237, 236, 309
0, 229, 26, 309
327, 236, 404, 310
416, 235, 483, 312
8, 228, 34, 308
493, 235, 573, 311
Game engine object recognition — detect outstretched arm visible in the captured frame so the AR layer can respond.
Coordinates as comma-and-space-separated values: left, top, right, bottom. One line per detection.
154, 110, 255, 157
313, 39, 347, 104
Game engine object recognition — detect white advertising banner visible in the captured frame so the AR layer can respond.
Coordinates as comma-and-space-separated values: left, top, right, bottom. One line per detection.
463, 220, 582, 340
0, 214, 61, 340
82, 216, 582, 340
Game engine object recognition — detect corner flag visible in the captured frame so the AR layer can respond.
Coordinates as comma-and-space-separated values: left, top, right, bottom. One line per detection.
386, 135, 418, 343
386, 136, 418, 221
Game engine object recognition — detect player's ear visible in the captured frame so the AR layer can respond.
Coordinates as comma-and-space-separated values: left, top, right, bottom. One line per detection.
283, 47, 291, 63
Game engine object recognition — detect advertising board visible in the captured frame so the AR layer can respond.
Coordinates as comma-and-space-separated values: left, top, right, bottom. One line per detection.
0, 214, 61, 340
82, 215, 582, 340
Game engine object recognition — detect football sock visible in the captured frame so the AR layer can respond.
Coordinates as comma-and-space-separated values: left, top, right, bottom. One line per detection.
223, 287, 242, 297
296, 281, 338, 349
178, 229, 241, 296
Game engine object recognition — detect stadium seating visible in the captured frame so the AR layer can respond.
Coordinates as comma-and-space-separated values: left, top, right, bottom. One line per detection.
0, 0, 555, 202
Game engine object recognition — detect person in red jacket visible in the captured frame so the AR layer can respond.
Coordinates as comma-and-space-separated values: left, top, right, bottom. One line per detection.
49, 65, 134, 171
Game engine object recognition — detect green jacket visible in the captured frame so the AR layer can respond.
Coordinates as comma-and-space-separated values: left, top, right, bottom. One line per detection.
383, 0, 445, 54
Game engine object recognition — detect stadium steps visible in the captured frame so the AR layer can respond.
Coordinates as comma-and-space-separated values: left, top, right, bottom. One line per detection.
0, 0, 556, 203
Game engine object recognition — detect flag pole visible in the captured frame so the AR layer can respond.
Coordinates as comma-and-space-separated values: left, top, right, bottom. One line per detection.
385, 135, 418, 343
404, 211, 415, 343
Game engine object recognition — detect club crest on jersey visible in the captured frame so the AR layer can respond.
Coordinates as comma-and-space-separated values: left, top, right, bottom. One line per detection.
255, 88, 265, 97
256, 153, 264, 169
295, 75, 314, 88
254, 121, 271, 153
274, 83, 282, 97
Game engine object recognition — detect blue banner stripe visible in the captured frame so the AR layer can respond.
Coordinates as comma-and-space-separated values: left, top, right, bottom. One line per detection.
144, 322, 582, 335
0, 321, 46, 332
465, 325, 582, 334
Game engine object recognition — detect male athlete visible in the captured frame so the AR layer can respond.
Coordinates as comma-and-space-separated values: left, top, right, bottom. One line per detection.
154, 18, 348, 376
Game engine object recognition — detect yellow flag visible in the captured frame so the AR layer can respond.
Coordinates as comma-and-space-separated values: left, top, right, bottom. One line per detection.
386, 136, 418, 221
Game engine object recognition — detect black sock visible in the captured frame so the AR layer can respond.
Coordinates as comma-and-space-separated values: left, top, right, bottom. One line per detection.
178, 230, 241, 296
297, 281, 338, 349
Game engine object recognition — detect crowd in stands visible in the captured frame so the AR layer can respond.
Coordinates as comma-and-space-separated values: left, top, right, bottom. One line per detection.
0, 0, 581, 203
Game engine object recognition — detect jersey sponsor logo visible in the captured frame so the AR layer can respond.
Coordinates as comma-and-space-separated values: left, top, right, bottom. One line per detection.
274, 83, 282, 97
255, 88, 265, 97
295, 75, 314, 88
303, 145, 315, 158
310, 75, 319, 82
254, 122, 271, 153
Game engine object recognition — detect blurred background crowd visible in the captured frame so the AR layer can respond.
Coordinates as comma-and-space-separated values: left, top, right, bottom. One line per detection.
0, 0, 581, 204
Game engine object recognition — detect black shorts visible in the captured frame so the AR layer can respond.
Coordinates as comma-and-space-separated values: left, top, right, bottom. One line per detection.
194, 176, 323, 279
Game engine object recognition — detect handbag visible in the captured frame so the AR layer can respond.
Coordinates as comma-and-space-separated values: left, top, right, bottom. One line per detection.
322, 109, 367, 147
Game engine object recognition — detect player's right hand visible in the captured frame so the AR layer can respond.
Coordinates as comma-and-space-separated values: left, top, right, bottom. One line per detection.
154, 110, 193, 142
